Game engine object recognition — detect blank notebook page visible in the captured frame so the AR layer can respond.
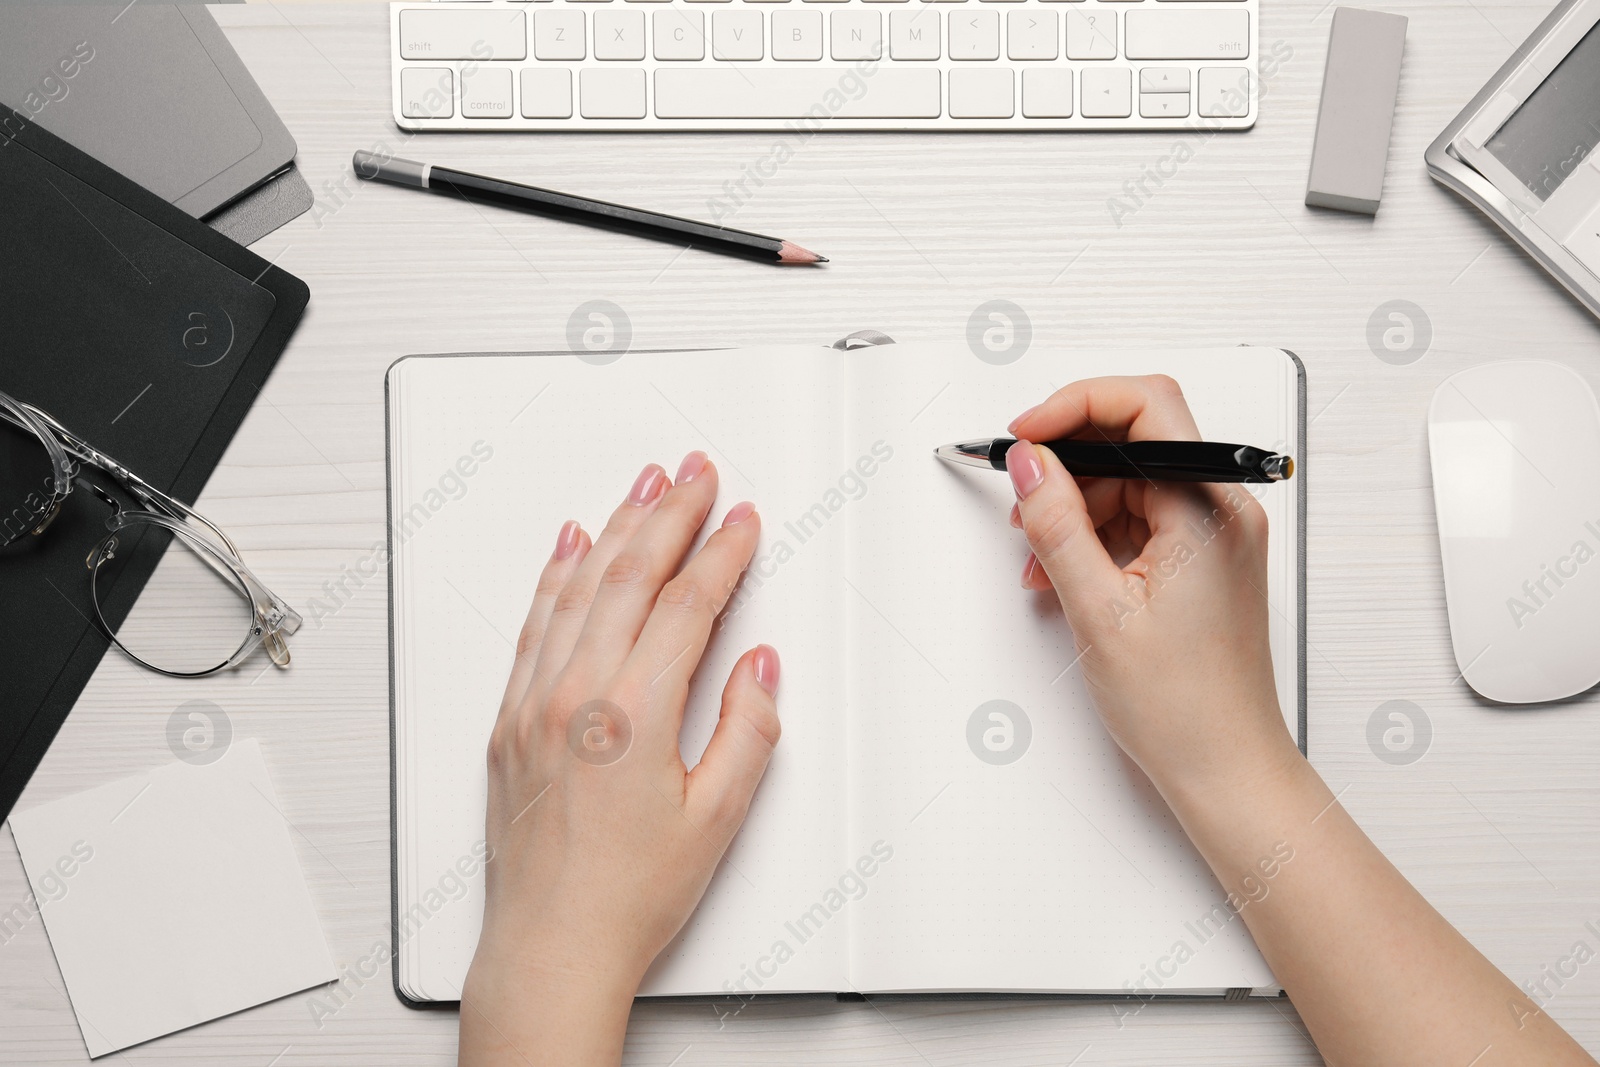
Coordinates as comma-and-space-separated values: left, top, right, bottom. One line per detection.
390, 349, 853, 1000
844, 344, 1298, 993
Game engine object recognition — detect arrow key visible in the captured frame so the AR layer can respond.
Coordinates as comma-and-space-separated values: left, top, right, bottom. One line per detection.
1139, 66, 1189, 92
1139, 90, 1189, 117
1081, 66, 1131, 117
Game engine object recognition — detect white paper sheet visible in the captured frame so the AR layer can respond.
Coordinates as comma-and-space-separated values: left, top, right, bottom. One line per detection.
8, 739, 336, 1057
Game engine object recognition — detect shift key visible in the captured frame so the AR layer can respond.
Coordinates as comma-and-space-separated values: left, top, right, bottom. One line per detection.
1125, 10, 1247, 59
399, 9, 528, 60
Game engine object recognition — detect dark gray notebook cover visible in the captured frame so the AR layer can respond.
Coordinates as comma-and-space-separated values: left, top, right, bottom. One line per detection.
0, 101, 309, 822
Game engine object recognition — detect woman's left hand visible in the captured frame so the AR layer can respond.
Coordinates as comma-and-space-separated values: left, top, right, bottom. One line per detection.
459, 452, 782, 1067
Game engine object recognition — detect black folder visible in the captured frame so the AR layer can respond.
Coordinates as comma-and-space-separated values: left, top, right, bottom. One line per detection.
0, 102, 308, 821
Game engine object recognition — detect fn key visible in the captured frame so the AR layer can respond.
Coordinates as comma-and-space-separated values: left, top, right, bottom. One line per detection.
401, 67, 454, 119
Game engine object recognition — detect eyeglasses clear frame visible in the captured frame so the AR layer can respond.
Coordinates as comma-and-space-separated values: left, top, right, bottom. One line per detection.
0, 389, 301, 678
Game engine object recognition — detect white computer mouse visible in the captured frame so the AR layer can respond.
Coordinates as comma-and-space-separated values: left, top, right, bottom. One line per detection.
1428, 360, 1600, 703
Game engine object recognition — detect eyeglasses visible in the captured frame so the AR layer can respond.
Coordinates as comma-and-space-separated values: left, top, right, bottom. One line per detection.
1, 389, 300, 678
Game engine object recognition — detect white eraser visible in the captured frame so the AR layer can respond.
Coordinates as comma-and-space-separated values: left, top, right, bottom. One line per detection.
1306, 7, 1408, 215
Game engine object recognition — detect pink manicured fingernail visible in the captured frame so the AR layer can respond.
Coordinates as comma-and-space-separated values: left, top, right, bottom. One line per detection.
676, 450, 708, 484
1022, 553, 1040, 588
553, 519, 581, 560
722, 501, 756, 526
627, 464, 667, 506
1007, 405, 1037, 434
753, 644, 781, 696
1007, 441, 1044, 499
1009, 503, 1021, 529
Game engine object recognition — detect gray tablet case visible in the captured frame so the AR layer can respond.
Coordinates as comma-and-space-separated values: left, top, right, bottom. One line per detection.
0, 3, 312, 245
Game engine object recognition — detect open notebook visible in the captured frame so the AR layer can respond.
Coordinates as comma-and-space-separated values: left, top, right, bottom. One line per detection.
386, 341, 1305, 1004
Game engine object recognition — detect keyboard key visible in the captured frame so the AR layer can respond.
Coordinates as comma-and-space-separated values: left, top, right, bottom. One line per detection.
1080, 65, 1130, 115
889, 8, 941, 57
581, 67, 648, 115
1021, 66, 1071, 115
520, 67, 573, 116
595, 9, 647, 57
1197, 65, 1249, 115
1065, 10, 1115, 58
948, 11, 999, 59
772, 10, 824, 58
1139, 65, 1188, 91
949, 67, 1012, 116
535, 10, 587, 58
1006, 9, 1057, 59
713, 10, 764, 56
399, 9, 528, 60
831, 10, 883, 58
654, 9, 707, 57
654, 68, 940, 116
400, 67, 454, 118
1138, 90, 1186, 117
460, 66, 514, 117
1125, 10, 1247, 58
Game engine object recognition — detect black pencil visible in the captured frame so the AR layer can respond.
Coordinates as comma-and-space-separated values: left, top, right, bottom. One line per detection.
352, 150, 826, 266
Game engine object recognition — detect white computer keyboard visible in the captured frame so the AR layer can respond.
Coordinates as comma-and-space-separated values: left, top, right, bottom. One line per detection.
390, 0, 1257, 131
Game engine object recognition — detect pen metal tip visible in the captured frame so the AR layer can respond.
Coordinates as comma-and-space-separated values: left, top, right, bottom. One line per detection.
935, 440, 999, 470
1261, 454, 1295, 481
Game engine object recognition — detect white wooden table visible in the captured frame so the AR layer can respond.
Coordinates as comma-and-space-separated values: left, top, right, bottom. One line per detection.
5, 2, 1600, 1063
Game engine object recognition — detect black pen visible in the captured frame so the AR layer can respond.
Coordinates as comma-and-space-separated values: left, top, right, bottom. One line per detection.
934, 437, 1294, 483
351, 151, 827, 266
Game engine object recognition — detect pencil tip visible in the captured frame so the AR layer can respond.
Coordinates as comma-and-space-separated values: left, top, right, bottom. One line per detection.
778, 241, 827, 265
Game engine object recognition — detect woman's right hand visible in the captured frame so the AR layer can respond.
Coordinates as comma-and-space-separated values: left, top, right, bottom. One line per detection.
1009, 377, 1600, 1067
1006, 375, 1300, 798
